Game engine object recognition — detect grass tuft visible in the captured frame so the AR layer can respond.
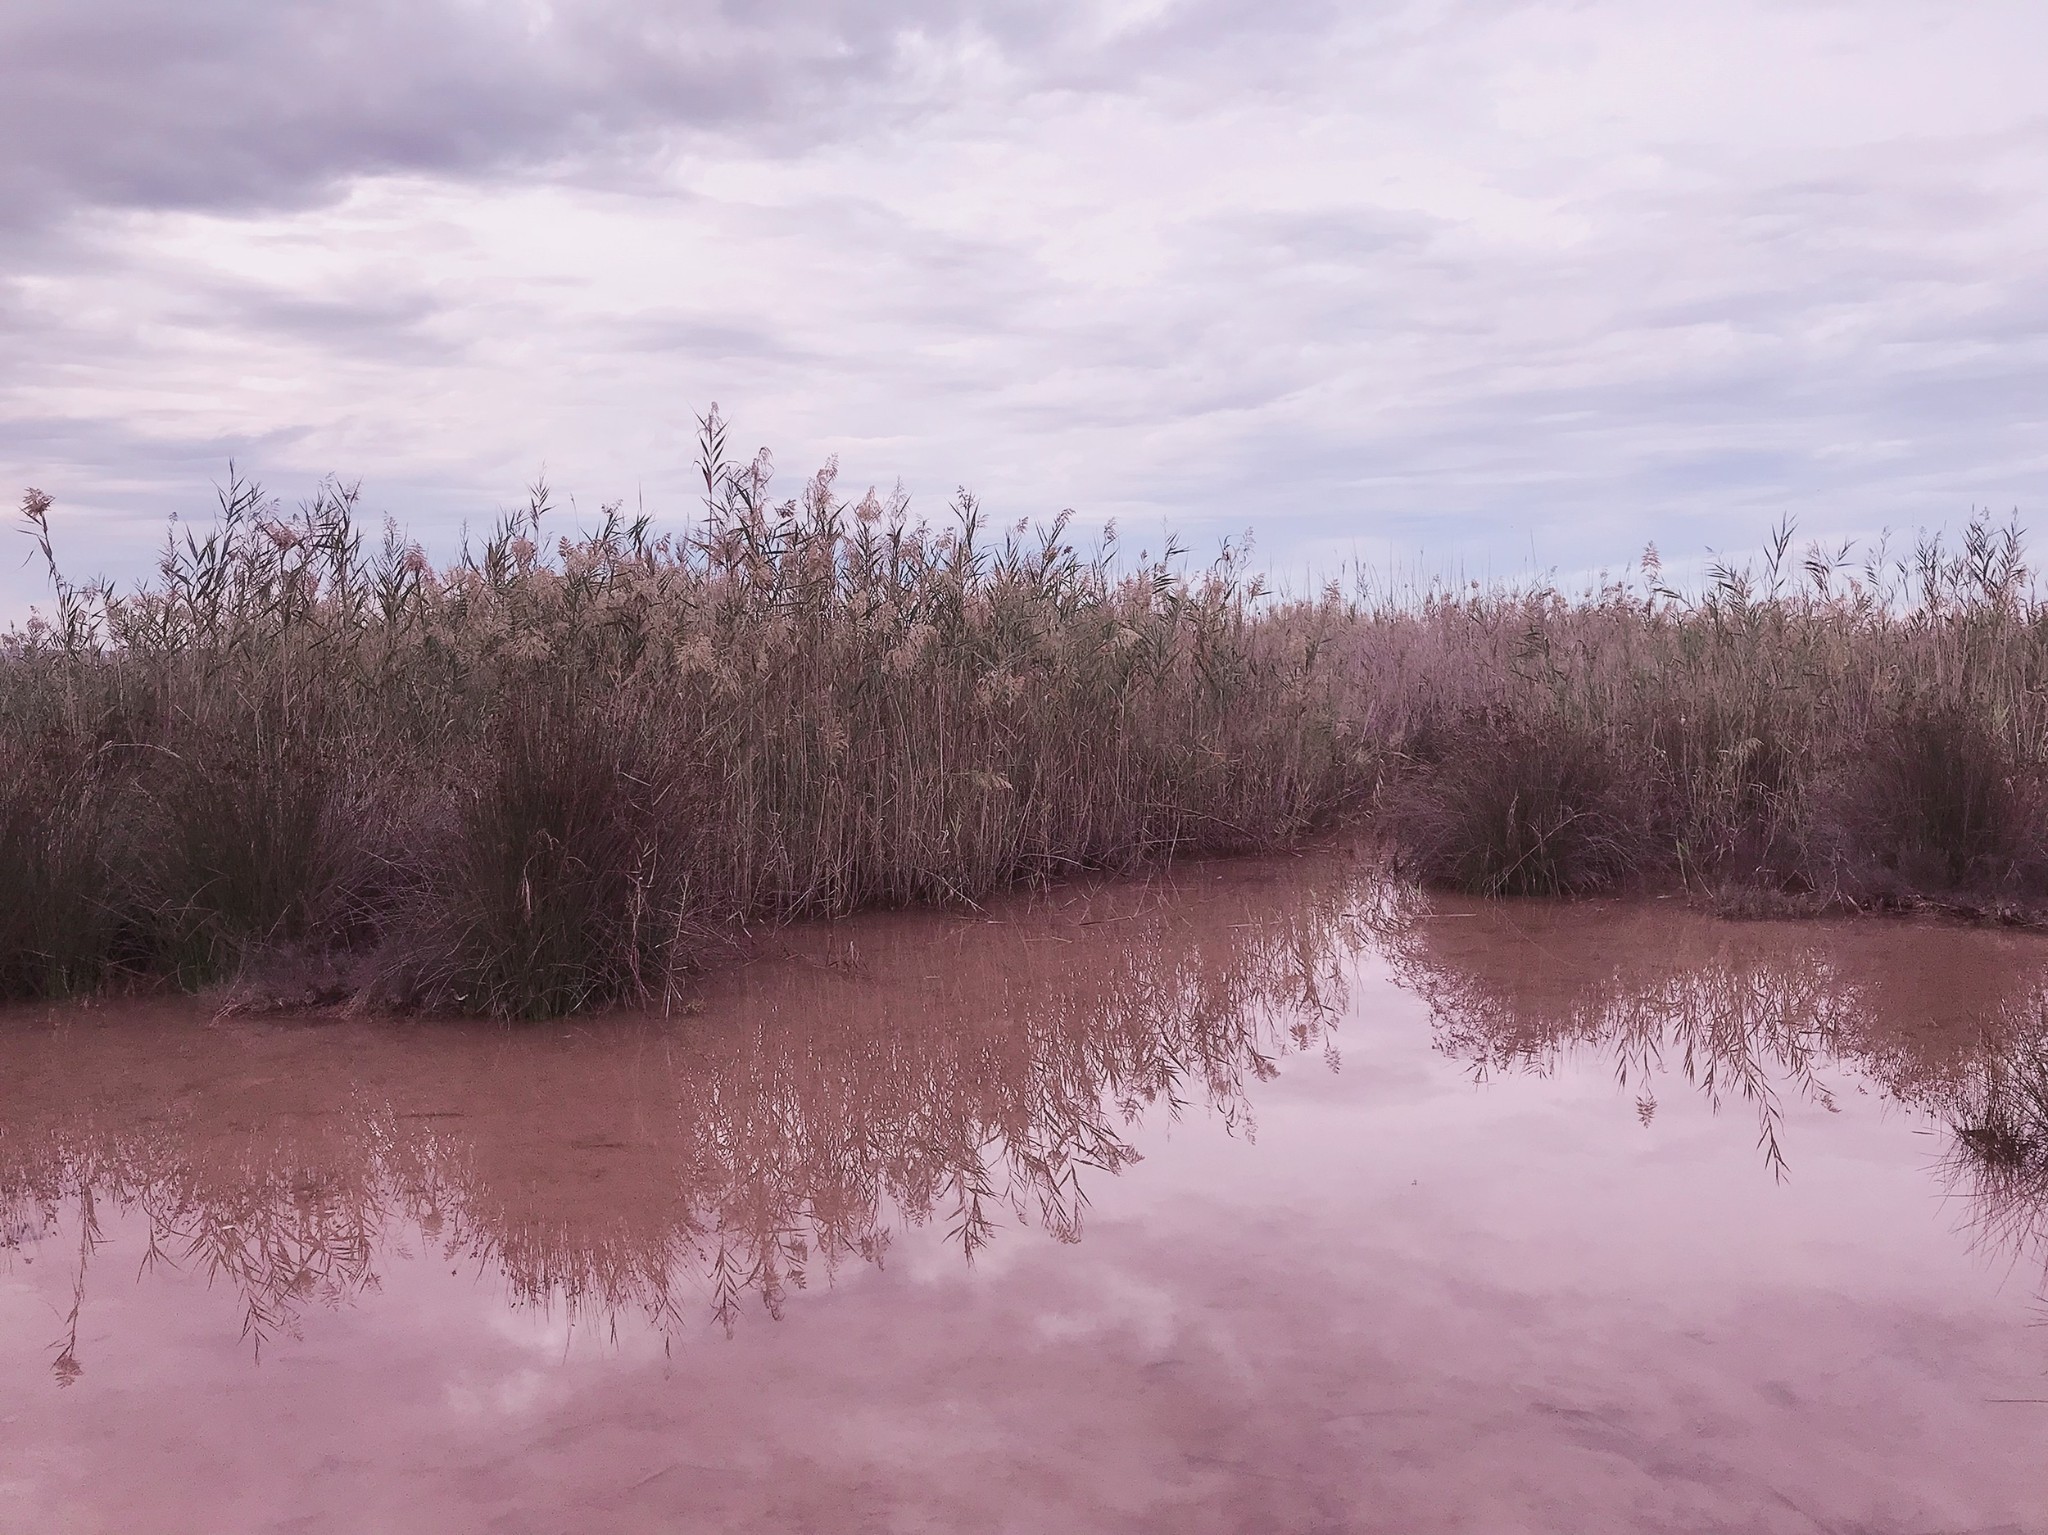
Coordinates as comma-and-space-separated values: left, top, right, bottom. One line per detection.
1382, 708, 1636, 896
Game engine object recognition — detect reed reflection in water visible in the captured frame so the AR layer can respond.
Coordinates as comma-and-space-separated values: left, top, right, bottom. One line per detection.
1383, 891, 2048, 1280
12, 857, 2048, 1532
0, 856, 1369, 1371
9, 856, 2048, 1371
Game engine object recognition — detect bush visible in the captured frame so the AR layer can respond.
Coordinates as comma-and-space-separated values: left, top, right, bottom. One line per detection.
1385, 710, 1638, 896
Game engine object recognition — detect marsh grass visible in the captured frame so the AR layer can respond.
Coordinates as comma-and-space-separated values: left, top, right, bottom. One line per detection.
2, 417, 1366, 1015
0, 734, 121, 998
1350, 518, 2048, 908
9, 417, 2047, 1015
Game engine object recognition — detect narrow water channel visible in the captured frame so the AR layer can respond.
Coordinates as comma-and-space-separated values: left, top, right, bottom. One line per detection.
4, 851, 2046, 1532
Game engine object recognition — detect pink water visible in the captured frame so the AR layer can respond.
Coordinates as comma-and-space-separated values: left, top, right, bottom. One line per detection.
3, 853, 2046, 1532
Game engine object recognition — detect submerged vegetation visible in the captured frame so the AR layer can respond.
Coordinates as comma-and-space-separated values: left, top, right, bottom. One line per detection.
5, 412, 2047, 1014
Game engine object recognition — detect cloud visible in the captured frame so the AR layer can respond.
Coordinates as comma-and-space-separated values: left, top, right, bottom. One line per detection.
3, 0, 2047, 621
0, 0, 940, 233
0, 0, 1351, 237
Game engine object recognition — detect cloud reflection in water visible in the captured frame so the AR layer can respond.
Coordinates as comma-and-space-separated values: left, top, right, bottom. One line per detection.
7, 858, 2048, 1380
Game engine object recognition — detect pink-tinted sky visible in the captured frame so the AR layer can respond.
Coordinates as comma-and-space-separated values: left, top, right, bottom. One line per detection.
4, 1, 2045, 612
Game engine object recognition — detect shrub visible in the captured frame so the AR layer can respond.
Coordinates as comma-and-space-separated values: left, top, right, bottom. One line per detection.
1384, 709, 1638, 896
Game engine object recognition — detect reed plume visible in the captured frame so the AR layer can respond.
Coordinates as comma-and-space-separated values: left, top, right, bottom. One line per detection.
9, 417, 2045, 1016
2, 415, 1365, 1015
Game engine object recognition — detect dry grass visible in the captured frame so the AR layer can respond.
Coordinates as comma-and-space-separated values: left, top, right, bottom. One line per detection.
1, 414, 1366, 1015
8, 414, 2046, 1015
1343, 518, 2048, 907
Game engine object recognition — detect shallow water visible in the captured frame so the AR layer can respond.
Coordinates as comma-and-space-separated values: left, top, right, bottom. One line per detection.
5, 852, 2048, 1533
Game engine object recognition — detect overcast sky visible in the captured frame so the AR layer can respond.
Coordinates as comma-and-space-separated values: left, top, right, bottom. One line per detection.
4, 0, 2045, 611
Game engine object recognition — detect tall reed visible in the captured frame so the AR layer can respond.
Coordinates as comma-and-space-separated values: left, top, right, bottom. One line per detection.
1332, 518, 2048, 907
1, 415, 1367, 1015
8, 416, 2044, 1017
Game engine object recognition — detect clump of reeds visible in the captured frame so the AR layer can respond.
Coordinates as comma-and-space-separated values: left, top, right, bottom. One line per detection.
1344, 518, 2048, 908
1, 415, 1370, 1016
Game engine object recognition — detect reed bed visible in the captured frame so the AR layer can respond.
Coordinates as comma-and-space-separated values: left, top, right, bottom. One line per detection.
1, 414, 1365, 1015
1344, 519, 2048, 907
6, 410, 2044, 1015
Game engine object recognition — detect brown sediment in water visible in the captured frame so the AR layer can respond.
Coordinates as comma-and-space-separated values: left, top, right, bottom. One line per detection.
0, 855, 1367, 1349
1386, 894, 2048, 1231
5, 851, 2048, 1531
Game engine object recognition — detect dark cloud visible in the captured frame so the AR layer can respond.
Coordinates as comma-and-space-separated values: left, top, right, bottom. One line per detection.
4, 0, 2045, 614
168, 280, 454, 361
1, 411, 318, 501
0, 0, 1351, 238
610, 313, 811, 361
0, 0, 978, 231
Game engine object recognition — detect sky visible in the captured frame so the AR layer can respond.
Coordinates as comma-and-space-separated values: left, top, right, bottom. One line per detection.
3, 0, 2046, 613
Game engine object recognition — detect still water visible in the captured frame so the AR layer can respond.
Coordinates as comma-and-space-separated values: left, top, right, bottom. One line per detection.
4, 851, 2047, 1532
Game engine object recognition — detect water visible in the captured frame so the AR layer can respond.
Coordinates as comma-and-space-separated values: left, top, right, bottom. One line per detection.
4, 852, 2047, 1532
